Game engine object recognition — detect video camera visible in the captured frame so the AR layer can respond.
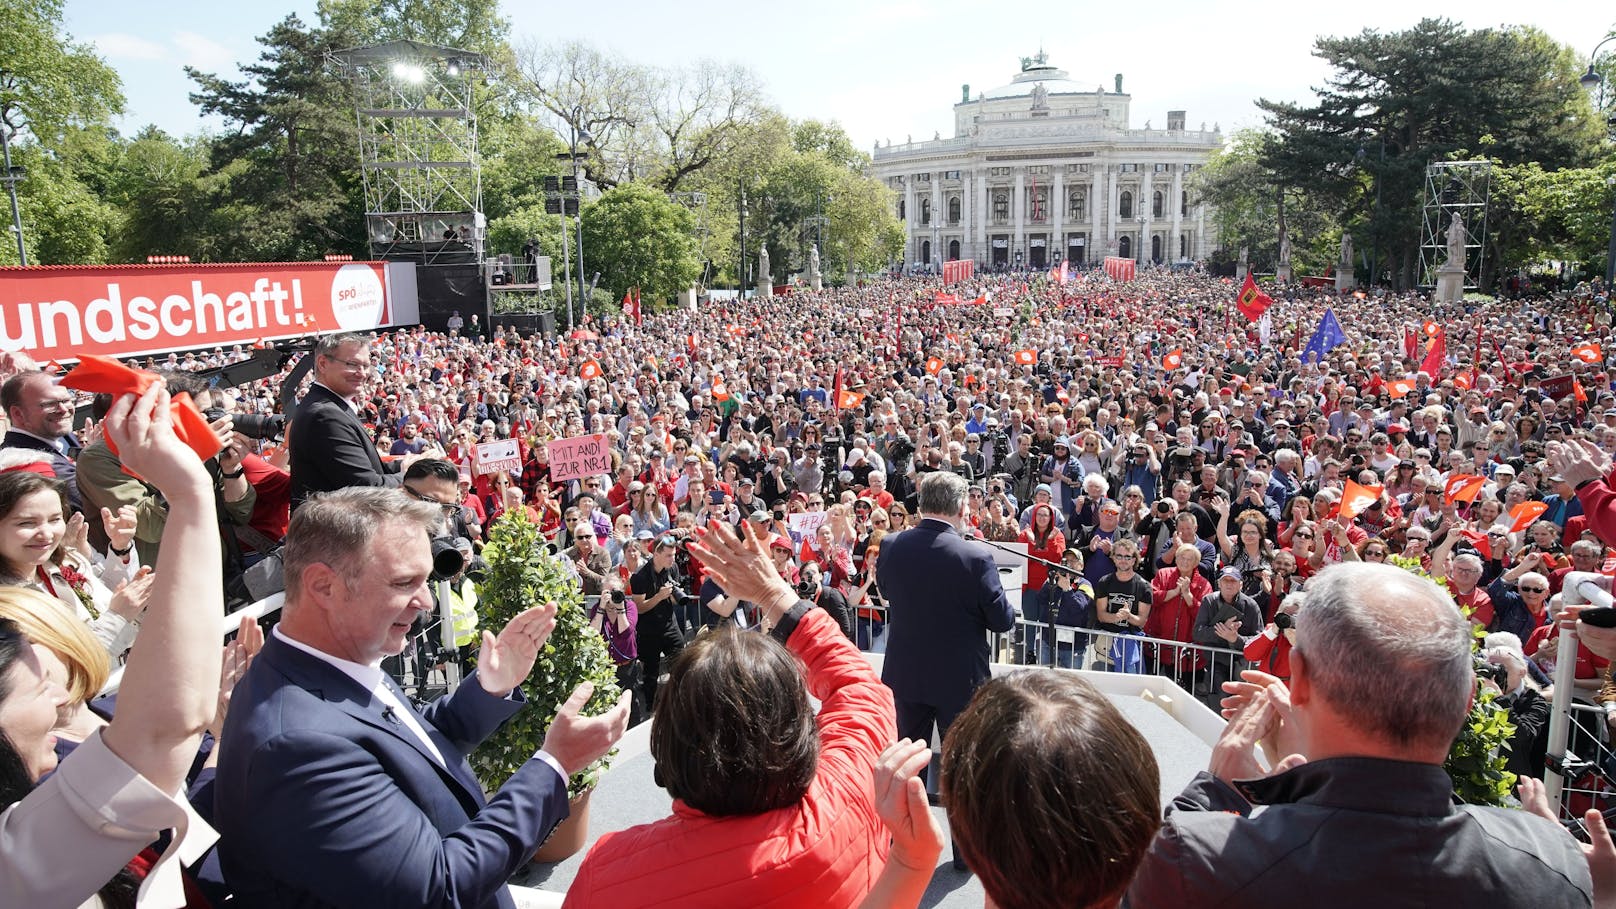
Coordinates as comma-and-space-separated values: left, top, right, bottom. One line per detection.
204, 407, 287, 441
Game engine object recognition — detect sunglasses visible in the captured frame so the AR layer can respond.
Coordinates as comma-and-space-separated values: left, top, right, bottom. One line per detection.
1520, 586, 1548, 594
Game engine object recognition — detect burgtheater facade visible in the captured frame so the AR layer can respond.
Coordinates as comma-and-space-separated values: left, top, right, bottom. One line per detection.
870, 52, 1222, 271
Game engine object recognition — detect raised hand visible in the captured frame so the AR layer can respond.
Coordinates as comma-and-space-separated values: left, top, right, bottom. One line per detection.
872, 739, 944, 872
103, 505, 139, 554
688, 520, 798, 624
103, 382, 211, 497
540, 681, 632, 777
476, 602, 558, 696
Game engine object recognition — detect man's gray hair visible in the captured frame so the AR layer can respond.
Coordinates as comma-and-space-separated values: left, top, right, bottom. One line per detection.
917, 471, 969, 519
314, 332, 370, 358
1296, 563, 1472, 751
283, 488, 440, 601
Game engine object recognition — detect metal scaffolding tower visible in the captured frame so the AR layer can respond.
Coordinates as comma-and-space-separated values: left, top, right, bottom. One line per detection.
1417, 160, 1491, 290
331, 41, 487, 265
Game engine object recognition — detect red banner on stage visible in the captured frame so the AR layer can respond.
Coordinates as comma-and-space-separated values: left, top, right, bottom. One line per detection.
0, 261, 408, 363
1103, 257, 1136, 282
941, 259, 975, 284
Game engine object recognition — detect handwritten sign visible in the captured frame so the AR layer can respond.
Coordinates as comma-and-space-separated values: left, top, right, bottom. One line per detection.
547, 433, 612, 483
786, 511, 827, 542
474, 439, 521, 476
993, 307, 1015, 318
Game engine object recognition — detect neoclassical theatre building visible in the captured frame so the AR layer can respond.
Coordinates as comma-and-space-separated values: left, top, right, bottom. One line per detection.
870, 52, 1222, 271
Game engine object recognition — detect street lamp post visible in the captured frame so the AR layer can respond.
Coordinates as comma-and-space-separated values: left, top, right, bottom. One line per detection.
569, 107, 590, 322
1583, 38, 1615, 285
738, 185, 748, 297
0, 128, 27, 266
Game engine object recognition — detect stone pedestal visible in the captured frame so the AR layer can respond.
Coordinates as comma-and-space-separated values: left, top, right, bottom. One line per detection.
756, 278, 772, 300
680, 287, 698, 309
1235, 262, 1249, 283
1335, 262, 1356, 293
810, 271, 823, 292
1434, 264, 1465, 304
1275, 263, 1292, 283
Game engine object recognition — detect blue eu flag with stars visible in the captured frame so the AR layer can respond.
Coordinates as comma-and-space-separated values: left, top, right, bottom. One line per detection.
1302, 308, 1346, 362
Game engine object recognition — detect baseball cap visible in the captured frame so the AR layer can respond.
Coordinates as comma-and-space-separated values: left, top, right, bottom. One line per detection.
633, 529, 655, 541
1219, 566, 1243, 581
768, 534, 794, 552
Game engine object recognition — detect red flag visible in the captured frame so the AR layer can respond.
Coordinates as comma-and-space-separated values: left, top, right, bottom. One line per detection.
622, 288, 633, 311
1458, 529, 1491, 561
1574, 343, 1603, 364
1403, 326, 1419, 360
1419, 329, 1446, 378
1095, 355, 1125, 368
1508, 501, 1548, 532
925, 357, 943, 375
1422, 320, 1440, 338
578, 359, 602, 381
837, 389, 865, 410
687, 333, 698, 354
1576, 380, 1589, 404
1452, 372, 1472, 390
1236, 273, 1274, 322
1338, 480, 1384, 522
1160, 349, 1183, 371
970, 295, 987, 306
633, 288, 644, 326
1014, 349, 1038, 365
710, 379, 731, 402
832, 368, 844, 412
1444, 474, 1486, 505
1386, 379, 1416, 398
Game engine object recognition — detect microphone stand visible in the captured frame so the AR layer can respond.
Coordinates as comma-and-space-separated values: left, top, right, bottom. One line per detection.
968, 534, 1072, 666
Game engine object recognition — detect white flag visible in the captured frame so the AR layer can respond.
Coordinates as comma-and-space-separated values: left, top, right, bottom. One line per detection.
1259, 312, 1272, 347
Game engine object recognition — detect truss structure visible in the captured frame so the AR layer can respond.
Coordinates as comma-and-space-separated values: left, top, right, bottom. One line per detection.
331, 40, 487, 265
1417, 160, 1491, 290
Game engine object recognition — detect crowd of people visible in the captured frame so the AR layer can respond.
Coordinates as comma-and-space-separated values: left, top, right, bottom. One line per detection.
4, 265, 1616, 906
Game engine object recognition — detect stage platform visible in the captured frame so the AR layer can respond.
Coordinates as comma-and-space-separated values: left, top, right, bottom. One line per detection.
509, 659, 1221, 908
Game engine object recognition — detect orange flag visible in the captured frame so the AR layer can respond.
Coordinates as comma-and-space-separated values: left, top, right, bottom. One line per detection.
711, 380, 731, 402
1160, 349, 1183, 371
1573, 343, 1603, 364
61, 355, 222, 462
1386, 379, 1416, 398
1443, 474, 1486, 505
925, 357, 943, 375
1576, 380, 1589, 404
1509, 501, 1548, 532
579, 359, 602, 381
1422, 320, 1440, 338
1452, 372, 1472, 390
1458, 529, 1491, 561
1337, 480, 1384, 522
837, 389, 865, 410
1014, 349, 1038, 365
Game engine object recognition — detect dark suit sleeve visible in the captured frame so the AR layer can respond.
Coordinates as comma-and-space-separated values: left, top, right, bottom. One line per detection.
416, 669, 523, 755
972, 550, 1016, 633
234, 729, 566, 909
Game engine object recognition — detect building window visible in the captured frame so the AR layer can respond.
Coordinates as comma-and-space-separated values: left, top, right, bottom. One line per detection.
1119, 235, 1132, 258
1152, 191, 1164, 219
992, 191, 1009, 222
1181, 191, 1189, 216
1181, 233, 1188, 258
948, 196, 961, 223
1028, 165, 1049, 175
917, 172, 931, 182
990, 166, 1012, 177
1119, 163, 1138, 173
1067, 163, 1090, 174
1154, 163, 1171, 173
1119, 191, 1134, 219
1068, 191, 1085, 221
898, 199, 905, 220
921, 197, 931, 225
944, 170, 961, 180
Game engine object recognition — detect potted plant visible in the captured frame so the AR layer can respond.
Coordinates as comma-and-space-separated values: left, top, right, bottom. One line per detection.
469, 508, 622, 861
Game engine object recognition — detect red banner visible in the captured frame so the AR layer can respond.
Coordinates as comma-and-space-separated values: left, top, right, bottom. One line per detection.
0, 261, 408, 363
941, 259, 975, 284
1103, 257, 1136, 282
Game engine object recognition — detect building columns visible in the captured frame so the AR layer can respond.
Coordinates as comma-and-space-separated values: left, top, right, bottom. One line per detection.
1141, 168, 1153, 263
1012, 170, 1025, 265
903, 178, 916, 266
1170, 166, 1184, 263
1052, 167, 1064, 262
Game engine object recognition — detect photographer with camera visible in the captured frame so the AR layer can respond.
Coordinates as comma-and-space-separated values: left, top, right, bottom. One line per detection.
1000, 432, 1040, 508
1243, 591, 1302, 682
589, 579, 645, 726
630, 535, 690, 709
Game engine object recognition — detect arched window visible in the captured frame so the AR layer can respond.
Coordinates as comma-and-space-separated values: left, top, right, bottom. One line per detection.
948, 196, 961, 223
1031, 189, 1047, 221
992, 191, 1009, 222
948, 239, 961, 260
1152, 191, 1164, 219
1151, 234, 1163, 262
921, 197, 931, 225
1068, 191, 1085, 221
1118, 235, 1132, 258
921, 239, 932, 264
1119, 191, 1134, 219
1181, 191, 1188, 216
1180, 233, 1188, 258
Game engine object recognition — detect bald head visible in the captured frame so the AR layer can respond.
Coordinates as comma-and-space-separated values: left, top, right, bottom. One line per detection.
1295, 563, 1472, 754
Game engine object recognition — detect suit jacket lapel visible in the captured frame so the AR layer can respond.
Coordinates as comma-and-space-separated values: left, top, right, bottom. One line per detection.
261, 637, 486, 809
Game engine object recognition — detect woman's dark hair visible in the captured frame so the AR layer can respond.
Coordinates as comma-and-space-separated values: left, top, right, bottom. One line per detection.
942, 670, 1160, 909
0, 619, 136, 907
649, 627, 818, 817
0, 472, 69, 577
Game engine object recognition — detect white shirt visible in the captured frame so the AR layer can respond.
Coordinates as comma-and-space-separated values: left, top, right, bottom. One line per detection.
312, 381, 360, 414
273, 626, 446, 767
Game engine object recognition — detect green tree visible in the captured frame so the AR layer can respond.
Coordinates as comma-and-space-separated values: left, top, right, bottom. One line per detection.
1258, 19, 1605, 289
579, 182, 701, 304
186, 15, 366, 261
0, 0, 123, 145
1192, 128, 1340, 275
107, 128, 218, 262
1491, 156, 1616, 280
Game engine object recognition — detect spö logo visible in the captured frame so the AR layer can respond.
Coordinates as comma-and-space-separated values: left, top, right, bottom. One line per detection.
328, 264, 385, 331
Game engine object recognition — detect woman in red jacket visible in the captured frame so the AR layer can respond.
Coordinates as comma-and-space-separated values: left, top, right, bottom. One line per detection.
1244, 592, 1302, 681
1147, 543, 1211, 686
1019, 503, 1066, 664
565, 521, 896, 909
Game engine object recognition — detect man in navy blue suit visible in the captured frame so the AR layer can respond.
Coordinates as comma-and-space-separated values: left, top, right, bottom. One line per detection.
877, 470, 1015, 872
216, 487, 630, 908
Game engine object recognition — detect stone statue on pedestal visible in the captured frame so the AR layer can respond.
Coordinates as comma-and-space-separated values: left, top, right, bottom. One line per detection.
758, 245, 770, 283
1445, 212, 1468, 267
1339, 231, 1354, 266
1236, 245, 1250, 282
1336, 231, 1357, 293
1278, 231, 1292, 266
809, 244, 820, 277
1031, 83, 1049, 110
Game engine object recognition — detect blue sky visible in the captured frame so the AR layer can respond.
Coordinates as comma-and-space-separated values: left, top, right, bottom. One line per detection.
64, 1, 1601, 151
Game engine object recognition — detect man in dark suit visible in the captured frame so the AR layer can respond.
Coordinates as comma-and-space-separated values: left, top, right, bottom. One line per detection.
1, 370, 83, 511
216, 487, 630, 908
877, 470, 1014, 872
288, 333, 418, 509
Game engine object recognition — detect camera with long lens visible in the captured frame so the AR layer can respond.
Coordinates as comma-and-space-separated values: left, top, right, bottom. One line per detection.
1476, 659, 1508, 689
203, 407, 287, 440
1274, 612, 1294, 631
429, 536, 467, 582
985, 430, 1009, 462
796, 578, 820, 598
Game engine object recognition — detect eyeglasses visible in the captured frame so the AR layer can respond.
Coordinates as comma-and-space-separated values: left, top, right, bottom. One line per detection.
1295, 532, 1315, 539
31, 397, 73, 412
1520, 586, 1549, 594
323, 354, 372, 371
404, 486, 459, 514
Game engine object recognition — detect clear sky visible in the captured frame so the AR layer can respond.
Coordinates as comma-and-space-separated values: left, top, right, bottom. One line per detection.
64, 1, 1605, 151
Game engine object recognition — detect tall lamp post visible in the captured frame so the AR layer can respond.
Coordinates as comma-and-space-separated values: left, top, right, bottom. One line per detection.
0, 128, 26, 265
1583, 37, 1616, 285
738, 185, 748, 297
568, 107, 590, 321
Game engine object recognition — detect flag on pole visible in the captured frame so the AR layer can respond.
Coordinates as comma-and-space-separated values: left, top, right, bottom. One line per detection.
1444, 474, 1486, 505
579, 359, 602, 381
710, 379, 731, 402
1422, 320, 1440, 338
1419, 329, 1446, 377
1302, 308, 1346, 362
925, 357, 943, 375
837, 389, 865, 410
1161, 349, 1183, 371
1573, 342, 1603, 363
1014, 349, 1038, 365
1337, 480, 1384, 522
1235, 273, 1274, 322
1509, 501, 1548, 532
1403, 325, 1419, 360
1386, 378, 1416, 398
633, 287, 643, 326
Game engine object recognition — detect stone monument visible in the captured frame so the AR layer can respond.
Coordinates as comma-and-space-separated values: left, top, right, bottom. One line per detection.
1276, 229, 1293, 283
1335, 230, 1356, 293
808, 245, 822, 292
1235, 246, 1250, 283
756, 245, 772, 299
1434, 212, 1468, 304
